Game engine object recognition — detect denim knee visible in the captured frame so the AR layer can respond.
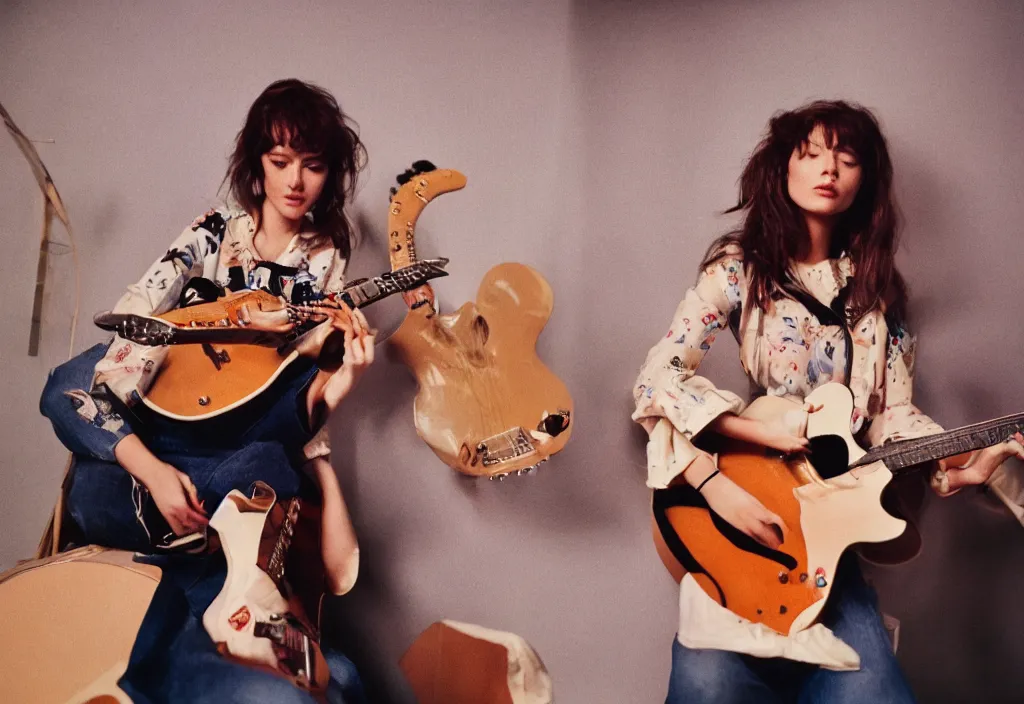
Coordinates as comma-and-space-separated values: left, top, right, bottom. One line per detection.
39, 343, 131, 462
667, 637, 779, 704
201, 671, 316, 704
324, 648, 367, 704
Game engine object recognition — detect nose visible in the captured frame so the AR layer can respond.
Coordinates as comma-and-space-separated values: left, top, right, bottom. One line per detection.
287, 163, 304, 191
822, 152, 839, 180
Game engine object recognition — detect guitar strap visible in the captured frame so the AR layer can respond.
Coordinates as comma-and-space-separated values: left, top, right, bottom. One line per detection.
177, 276, 226, 308
776, 276, 856, 383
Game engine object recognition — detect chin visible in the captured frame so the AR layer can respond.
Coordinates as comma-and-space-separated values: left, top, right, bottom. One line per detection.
276, 203, 309, 220
799, 201, 848, 217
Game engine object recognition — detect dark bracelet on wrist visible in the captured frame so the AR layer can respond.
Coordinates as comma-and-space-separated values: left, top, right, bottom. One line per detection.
696, 469, 721, 493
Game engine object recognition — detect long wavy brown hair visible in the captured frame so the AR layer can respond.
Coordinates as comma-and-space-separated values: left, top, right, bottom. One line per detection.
703, 100, 907, 325
224, 78, 366, 261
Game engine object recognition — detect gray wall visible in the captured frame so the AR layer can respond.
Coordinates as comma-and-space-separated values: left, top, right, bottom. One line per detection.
1, 1, 1022, 701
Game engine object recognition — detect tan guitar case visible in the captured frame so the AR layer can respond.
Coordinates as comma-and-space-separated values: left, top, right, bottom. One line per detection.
0, 545, 160, 704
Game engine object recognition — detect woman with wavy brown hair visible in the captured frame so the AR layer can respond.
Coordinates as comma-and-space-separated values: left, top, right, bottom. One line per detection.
40, 79, 372, 703
633, 100, 1024, 703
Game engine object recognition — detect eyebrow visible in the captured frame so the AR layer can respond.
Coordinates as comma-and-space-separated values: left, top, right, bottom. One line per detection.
267, 148, 324, 161
806, 139, 858, 157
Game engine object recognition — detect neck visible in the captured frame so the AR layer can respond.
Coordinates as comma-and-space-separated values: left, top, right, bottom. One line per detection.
258, 201, 304, 245
800, 212, 834, 264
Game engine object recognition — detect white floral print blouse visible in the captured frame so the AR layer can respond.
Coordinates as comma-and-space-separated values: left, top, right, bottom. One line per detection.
633, 244, 944, 488
631, 244, 945, 668
91, 207, 347, 460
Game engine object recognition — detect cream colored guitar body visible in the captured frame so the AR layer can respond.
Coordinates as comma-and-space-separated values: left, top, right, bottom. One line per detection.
203, 483, 330, 697
652, 383, 905, 636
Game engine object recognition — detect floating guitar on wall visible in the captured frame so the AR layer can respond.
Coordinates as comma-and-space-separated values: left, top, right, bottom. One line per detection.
385, 161, 573, 480
652, 382, 1024, 636
94, 260, 448, 420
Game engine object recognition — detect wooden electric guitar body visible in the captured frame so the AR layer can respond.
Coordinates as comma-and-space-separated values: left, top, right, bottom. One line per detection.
145, 290, 302, 420
384, 161, 573, 479
390, 262, 574, 478
652, 382, 1024, 635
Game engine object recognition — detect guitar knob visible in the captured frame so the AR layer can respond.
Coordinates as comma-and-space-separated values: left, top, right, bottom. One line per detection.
198, 396, 210, 406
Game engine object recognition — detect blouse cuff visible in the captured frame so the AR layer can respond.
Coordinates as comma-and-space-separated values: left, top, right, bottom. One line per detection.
645, 418, 701, 489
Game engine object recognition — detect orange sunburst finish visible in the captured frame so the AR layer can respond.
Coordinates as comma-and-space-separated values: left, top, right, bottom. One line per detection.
661, 446, 823, 635
143, 290, 300, 420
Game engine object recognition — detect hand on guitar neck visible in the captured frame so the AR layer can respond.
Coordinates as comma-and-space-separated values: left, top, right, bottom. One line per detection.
301, 301, 377, 422
938, 431, 1024, 494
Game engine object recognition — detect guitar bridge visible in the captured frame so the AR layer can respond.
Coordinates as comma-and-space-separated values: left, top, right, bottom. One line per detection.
476, 427, 536, 467
254, 614, 317, 687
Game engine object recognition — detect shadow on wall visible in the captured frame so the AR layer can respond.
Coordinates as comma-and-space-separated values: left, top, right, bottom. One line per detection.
862, 141, 1024, 704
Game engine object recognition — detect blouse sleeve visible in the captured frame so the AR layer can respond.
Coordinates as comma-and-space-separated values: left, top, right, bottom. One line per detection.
91, 211, 227, 406
863, 320, 943, 448
632, 249, 747, 488
862, 320, 951, 495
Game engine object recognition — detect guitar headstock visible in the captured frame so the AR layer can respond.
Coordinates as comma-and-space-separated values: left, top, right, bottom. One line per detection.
387, 161, 467, 274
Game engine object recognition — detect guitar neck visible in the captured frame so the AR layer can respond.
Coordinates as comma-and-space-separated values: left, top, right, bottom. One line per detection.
851, 412, 1024, 471
94, 260, 449, 347
317, 259, 449, 309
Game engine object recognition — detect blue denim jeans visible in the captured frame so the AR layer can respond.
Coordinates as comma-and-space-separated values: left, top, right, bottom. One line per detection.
40, 343, 366, 701
120, 552, 367, 704
40, 342, 318, 550
666, 556, 916, 704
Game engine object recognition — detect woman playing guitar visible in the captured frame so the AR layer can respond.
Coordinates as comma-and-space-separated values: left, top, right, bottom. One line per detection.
632, 100, 1024, 704
40, 79, 372, 703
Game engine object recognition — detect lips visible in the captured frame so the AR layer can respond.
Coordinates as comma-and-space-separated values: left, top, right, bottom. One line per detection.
814, 185, 838, 198
284, 195, 305, 207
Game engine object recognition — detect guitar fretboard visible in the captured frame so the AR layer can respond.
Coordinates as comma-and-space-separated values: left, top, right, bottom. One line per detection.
851, 412, 1024, 471
328, 258, 449, 308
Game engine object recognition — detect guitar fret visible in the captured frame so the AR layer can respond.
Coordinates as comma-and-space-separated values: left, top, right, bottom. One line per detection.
855, 414, 1024, 471
295, 260, 449, 311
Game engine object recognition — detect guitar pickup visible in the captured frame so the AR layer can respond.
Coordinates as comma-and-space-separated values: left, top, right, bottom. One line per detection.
475, 427, 537, 467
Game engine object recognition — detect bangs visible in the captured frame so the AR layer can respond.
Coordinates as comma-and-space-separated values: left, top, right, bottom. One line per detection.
782, 102, 883, 161
814, 115, 871, 158
264, 113, 329, 156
